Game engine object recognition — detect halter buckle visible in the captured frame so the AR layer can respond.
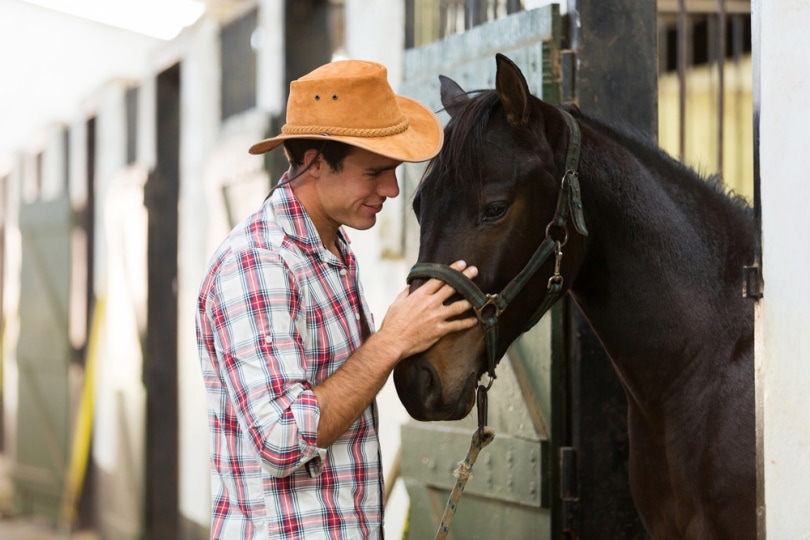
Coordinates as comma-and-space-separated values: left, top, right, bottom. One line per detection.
473, 294, 503, 324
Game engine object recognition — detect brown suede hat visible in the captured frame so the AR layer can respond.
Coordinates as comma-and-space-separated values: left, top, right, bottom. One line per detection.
249, 60, 443, 162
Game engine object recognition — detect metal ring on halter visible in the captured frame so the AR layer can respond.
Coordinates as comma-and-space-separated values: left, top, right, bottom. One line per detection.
545, 221, 569, 246
473, 294, 503, 323
561, 169, 578, 190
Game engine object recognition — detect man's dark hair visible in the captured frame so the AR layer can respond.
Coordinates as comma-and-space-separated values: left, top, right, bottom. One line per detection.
284, 139, 355, 174
264, 139, 357, 200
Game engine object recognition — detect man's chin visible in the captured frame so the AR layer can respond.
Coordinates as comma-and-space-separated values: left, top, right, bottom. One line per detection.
347, 217, 377, 231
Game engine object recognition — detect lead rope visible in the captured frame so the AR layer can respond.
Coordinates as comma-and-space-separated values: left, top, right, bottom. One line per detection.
434, 385, 496, 540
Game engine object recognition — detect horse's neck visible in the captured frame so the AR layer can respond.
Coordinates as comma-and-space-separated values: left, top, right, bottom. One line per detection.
569, 129, 755, 411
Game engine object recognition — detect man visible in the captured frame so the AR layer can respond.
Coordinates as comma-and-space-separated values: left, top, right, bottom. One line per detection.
196, 59, 477, 539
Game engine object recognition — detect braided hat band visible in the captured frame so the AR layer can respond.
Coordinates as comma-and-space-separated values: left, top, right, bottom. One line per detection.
280, 118, 410, 138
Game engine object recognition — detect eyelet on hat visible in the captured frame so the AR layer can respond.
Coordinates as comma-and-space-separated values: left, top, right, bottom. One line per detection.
315, 94, 320, 100
332, 94, 338, 100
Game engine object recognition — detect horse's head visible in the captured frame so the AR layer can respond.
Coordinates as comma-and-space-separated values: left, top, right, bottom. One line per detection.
393, 54, 588, 421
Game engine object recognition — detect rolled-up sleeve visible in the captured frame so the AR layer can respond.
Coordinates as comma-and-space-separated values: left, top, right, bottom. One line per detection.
208, 246, 323, 478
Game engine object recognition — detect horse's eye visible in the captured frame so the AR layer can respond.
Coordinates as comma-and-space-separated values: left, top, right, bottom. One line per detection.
482, 201, 508, 222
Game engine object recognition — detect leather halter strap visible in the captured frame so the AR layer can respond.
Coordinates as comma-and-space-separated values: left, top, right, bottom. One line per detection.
407, 108, 588, 385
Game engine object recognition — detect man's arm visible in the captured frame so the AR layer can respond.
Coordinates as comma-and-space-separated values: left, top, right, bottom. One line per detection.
312, 260, 477, 447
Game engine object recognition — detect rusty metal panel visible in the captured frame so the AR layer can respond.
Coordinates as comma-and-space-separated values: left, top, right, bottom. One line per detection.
400, 424, 543, 507
403, 478, 552, 540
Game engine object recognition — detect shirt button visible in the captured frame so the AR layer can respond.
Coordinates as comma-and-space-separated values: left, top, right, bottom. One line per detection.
339, 268, 348, 276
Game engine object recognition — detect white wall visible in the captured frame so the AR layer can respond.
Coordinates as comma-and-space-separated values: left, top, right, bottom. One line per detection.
757, 0, 810, 536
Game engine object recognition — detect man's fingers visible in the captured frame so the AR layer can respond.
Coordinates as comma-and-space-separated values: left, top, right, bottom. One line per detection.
414, 260, 473, 295
446, 316, 479, 333
436, 261, 478, 299
410, 260, 480, 317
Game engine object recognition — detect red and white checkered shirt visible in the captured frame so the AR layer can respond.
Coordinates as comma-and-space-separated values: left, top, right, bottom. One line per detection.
196, 181, 383, 539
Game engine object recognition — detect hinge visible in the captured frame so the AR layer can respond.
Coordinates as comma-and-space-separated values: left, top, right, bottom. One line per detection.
560, 446, 579, 536
742, 263, 764, 299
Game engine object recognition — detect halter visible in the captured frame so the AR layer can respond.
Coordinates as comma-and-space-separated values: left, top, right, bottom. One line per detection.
407, 108, 588, 429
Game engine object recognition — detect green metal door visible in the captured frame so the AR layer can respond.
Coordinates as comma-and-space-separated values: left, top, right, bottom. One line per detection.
398, 7, 562, 538
14, 194, 73, 521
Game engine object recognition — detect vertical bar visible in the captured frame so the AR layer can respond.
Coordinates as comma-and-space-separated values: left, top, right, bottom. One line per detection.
439, 0, 448, 39
717, 0, 726, 179
731, 13, 743, 181
145, 63, 181, 540
62, 126, 70, 192
677, 0, 687, 161
560, 446, 579, 537
405, 0, 415, 48
465, 0, 486, 28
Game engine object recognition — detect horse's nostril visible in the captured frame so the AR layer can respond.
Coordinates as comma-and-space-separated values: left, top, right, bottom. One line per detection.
419, 365, 431, 393
394, 356, 443, 420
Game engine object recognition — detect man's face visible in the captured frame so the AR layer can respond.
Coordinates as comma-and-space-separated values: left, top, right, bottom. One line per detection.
314, 147, 402, 231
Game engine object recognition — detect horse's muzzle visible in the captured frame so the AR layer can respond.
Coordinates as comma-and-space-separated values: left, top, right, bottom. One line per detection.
393, 356, 475, 421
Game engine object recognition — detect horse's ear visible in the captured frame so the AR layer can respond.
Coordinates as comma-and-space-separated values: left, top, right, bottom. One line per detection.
439, 75, 469, 118
495, 53, 531, 128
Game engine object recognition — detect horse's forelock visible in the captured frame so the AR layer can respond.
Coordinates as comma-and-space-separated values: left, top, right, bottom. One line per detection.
423, 91, 501, 198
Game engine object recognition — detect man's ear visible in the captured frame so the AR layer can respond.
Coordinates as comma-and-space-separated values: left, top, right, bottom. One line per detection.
302, 148, 322, 176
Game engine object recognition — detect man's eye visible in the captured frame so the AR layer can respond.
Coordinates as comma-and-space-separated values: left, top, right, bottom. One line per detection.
482, 202, 508, 222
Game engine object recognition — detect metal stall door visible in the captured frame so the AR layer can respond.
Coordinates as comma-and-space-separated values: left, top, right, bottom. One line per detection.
398, 7, 562, 538
14, 194, 73, 521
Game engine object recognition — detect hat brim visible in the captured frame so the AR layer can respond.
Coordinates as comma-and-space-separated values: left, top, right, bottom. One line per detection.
248, 96, 443, 163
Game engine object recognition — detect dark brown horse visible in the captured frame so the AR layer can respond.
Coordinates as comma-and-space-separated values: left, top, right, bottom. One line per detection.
393, 54, 755, 538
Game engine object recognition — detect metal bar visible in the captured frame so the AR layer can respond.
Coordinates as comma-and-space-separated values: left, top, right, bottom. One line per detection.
439, 0, 448, 39
465, 0, 474, 29
717, 0, 726, 179
677, 0, 688, 161
405, 0, 415, 48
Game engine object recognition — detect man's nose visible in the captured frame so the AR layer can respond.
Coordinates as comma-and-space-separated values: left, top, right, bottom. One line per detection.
379, 170, 400, 198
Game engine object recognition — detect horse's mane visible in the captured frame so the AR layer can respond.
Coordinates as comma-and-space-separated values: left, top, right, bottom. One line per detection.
421, 89, 753, 232
571, 108, 754, 224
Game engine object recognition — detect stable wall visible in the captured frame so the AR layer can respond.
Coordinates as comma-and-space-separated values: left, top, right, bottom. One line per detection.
757, 0, 810, 536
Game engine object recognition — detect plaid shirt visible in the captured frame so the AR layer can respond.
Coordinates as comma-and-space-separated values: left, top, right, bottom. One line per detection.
196, 182, 383, 539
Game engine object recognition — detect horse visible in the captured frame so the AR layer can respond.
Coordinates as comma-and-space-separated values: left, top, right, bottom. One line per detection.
393, 53, 756, 539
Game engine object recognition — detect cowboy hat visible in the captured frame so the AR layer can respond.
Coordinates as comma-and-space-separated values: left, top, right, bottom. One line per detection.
249, 60, 443, 162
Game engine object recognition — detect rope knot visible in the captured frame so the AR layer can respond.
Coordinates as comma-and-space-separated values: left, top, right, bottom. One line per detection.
453, 460, 474, 483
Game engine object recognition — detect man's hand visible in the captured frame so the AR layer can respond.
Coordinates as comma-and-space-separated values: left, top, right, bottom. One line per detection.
376, 260, 478, 362
312, 260, 477, 447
